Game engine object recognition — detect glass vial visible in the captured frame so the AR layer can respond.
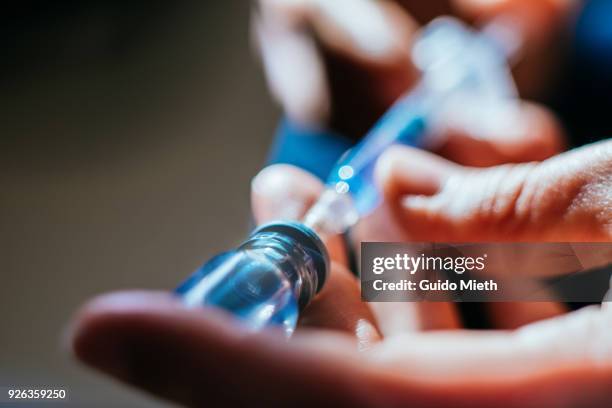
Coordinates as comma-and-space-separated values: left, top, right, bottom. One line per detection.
175, 221, 329, 336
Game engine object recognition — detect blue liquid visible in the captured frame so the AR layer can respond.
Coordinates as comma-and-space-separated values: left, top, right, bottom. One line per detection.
176, 223, 327, 335
326, 104, 427, 216
176, 251, 299, 334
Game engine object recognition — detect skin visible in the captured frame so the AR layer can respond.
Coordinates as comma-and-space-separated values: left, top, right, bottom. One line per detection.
376, 142, 612, 242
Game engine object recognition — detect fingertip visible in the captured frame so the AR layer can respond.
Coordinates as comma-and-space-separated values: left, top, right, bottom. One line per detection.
251, 164, 323, 223
487, 301, 567, 330
374, 145, 406, 199
520, 102, 565, 159
68, 291, 181, 379
310, 0, 417, 62
482, 102, 564, 162
68, 291, 273, 406
375, 145, 456, 199
481, 102, 564, 162
69, 292, 180, 346
439, 102, 564, 166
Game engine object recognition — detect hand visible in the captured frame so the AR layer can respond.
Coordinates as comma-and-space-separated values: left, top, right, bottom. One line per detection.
254, 0, 573, 139
69, 142, 612, 407
375, 139, 612, 242
365, 137, 611, 331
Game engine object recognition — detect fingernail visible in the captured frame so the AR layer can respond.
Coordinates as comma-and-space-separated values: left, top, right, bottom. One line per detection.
400, 194, 431, 210
355, 319, 380, 352
376, 147, 452, 197
251, 166, 285, 196
252, 166, 307, 221
446, 101, 528, 142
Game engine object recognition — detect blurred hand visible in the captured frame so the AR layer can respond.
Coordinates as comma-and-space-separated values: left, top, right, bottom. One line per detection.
70, 141, 612, 407
254, 0, 574, 139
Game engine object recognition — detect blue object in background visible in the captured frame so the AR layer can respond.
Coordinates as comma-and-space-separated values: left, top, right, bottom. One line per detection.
267, 119, 355, 181
268, 110, 425, 219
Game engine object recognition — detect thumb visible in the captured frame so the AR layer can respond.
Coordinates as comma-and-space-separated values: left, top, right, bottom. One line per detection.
376, 140, 612, 242
251, 164, 349, 266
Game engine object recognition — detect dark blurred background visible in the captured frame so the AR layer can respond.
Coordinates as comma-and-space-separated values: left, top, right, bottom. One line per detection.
1, 1, 276, 406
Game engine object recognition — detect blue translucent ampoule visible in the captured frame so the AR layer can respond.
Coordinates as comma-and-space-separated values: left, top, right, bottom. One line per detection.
175, 222, 328, 336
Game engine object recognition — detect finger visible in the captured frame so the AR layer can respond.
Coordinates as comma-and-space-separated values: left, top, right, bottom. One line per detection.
352, 204, 462, 334
369, 301, 462, 335
256, 0, 413, 61
364, 304, 612, 407
484, 268, 567, 329
251, 164, 347, 266
253, 3, 330, 126
299, 262, 382, 347
70, 291, 612, 407
371, 140, 568, 329
486, 301, 567, 329
251, 164, 322, 223
254, 0, 418, 137
436, 102, 565, 167
69, 291, 366, 407
369, 304, 612, 380
376, 140, 612, 243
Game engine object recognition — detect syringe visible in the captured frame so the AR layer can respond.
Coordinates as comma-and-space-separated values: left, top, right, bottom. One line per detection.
175, 16, 522, 335
304, 16, 521, 235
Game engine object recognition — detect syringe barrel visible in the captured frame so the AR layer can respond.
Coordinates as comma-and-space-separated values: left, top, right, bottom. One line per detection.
321, 17, 518, 222
325, 90, 429, 217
